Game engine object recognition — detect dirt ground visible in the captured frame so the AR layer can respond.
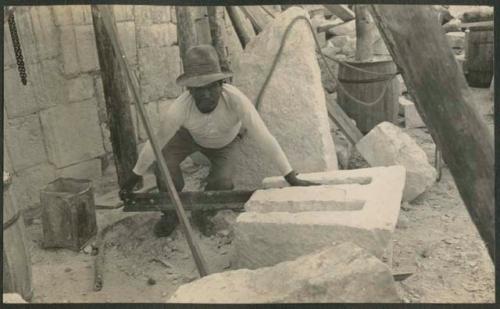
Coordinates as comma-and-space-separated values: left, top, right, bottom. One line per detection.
24, 87, 494, 303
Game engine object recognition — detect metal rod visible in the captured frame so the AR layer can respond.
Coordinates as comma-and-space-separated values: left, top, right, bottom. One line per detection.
91, 5, 209, 277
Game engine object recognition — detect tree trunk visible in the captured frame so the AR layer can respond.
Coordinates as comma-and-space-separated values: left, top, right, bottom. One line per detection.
91, 5, 138, 189
355, 5, 376, 61
175, 6, 198, 67
370, 5, 495, 261
226, 6, 255, 47
207, 6, 230, 73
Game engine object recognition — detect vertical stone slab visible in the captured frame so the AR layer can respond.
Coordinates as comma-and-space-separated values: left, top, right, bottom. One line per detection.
40, 100, 105, 168
137, 24, 177, 48
71, 5, 93, 25
67, 74, 95, 103
113, 5, 135, 22
15, 8, 39, 65
60, 26, 80, 75
74, 25, 100, 72
31, 6, 59, 60
53, 6, 73, 26
231, 7, 338, 189
5, 114, 48, 171
116, 21, 138, 66
4, 67, 39, 118
32, 59, 66, 109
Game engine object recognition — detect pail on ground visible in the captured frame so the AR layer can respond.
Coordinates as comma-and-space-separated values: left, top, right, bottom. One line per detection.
40, 178, 97, 251
337, 59, 400, 134
3, 171, 33, 300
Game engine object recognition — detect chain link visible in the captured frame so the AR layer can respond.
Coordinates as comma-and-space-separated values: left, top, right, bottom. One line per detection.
8, 11, 27, 85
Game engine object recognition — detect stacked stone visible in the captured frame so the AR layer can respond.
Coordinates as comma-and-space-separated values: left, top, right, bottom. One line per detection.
4, 6, 106, 214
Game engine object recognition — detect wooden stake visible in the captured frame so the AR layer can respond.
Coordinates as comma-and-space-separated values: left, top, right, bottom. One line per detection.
175, 6, 198, 65
370, 5, 494, 261
91, 5, 138, 189
354, 5, 376, 62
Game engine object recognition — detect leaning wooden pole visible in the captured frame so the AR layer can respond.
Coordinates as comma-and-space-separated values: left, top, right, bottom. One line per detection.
354, 5, 376, 62
207, 6, 231, 73
91, 5, 209, 276
369, 5, 494, 261
91, 5, 138, 189
175, 6, 198, 66
226, 6, 255, 47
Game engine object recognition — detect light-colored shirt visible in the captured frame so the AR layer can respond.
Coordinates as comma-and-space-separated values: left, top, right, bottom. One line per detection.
133, 83, 293, 176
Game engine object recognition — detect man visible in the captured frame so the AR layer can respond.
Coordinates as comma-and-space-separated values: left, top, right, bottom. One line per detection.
121, 45, 317, 237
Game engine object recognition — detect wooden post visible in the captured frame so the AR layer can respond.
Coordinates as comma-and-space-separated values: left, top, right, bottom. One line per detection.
207, 6, 230, 73
175, 6, 198, 66
192, 6, 212, 45
354, 5, 376, 61
91, 6, 138, 189
226, 6, 255, 47
370, 5, 495, 260
324, 5, 355, 22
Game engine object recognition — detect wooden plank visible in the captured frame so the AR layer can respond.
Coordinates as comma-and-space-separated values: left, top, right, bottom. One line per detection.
323, 5, 355, 22
240, 6, 274, 33
370, 5, 494, 261
175, 6, 198, 63
91, 5, 209, 276
460, 20, 494, 31
91, 4, 138, 189
354, 5, 376, 61
226, 6, 255, 47
207, 6, 230, 73
325, 95, 364, 145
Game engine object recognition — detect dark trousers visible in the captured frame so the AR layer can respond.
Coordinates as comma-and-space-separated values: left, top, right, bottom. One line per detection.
154, 127, 239, 193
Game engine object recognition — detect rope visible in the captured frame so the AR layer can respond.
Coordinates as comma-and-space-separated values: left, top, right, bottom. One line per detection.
3, 210, 21, 230
254, 15, 398, 110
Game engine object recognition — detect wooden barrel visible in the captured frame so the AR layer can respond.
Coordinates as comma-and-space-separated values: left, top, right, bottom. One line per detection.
465, 29, 494, 88
3, 172, 33, 301
337, 59, 400, 134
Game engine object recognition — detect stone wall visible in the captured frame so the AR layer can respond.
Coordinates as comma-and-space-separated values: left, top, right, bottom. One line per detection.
3, 5, 243, 212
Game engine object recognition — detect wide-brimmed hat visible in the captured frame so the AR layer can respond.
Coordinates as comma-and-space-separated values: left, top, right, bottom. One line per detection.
176, 45, 233, 87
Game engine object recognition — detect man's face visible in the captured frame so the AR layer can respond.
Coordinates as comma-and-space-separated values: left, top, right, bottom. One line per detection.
188, 81, 223, 114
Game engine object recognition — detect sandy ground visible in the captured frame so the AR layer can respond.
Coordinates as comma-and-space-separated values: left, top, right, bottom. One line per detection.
23, 86, 494, 303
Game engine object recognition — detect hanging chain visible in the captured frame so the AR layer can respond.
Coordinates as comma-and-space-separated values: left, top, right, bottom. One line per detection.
7, 9, 27, 85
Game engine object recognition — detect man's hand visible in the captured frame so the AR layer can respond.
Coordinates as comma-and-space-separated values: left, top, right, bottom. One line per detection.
119, 172, 142, 201
284, 171, 320, 187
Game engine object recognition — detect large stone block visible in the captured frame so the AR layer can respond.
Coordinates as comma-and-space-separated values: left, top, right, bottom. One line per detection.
32, 59, 66, 109
234, 166, 405, 269
40, 100, 105, 168
74, 25, 100, 72
4, 67, 39, 118
230, 7, 338, 189
137, 24, 177, 48
112, 5, 135, 22
399, 97, 425, 129
31, 6, 59, 60
52, 6, 73, 26
56, 158, 102, 180
60, 26, 80, 75
151, 6, 171, 23
6, 114, 48, 171
138, 46, 182, 101
356, 122, 436, 201
67, 74, 95, 103
71, 5, 93, 25
328, 19, 356, 37
15, 8, 39, 65
116, 21, 138, 66
170, 243, 400, 303
11, 163, 57, 210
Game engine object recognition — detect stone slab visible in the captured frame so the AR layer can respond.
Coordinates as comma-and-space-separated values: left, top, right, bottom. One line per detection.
116, 21, 138, 66
56, 158, 102, 181
170, 242, 400, 303
15, 8, 39, 65
11, 163, 57, 210
399, 97, 425, 128
31, 6, 59, 60
53, 6, 73, 26
234, 166, 405, 269
137, 23, 177, 48
231, 7, 338, 189
113, 5, 135, 22
138, 46, 182, 101
60, 26, 80, 76
32, 59, 66, 109
4, 67, 39, 118
40, 100, 105, 168
71, 5, 93, 25
356, 122, 436, 201
67, 74, 95, 103
327, 19, 356, 37
74, 25, 100, 72
6, 114, 48, 171
95, 188, 123, 209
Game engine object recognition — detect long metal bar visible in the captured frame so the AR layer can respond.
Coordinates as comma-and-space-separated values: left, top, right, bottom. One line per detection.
91, 5, 209, 277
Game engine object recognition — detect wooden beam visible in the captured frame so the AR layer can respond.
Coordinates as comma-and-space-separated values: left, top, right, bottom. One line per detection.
226, 6, 255, 47
354, 5, 376, 62
240, 6, 274, 34
323, 5, 355, 22
175, 6, 198, 64
460, 20, 494, 31
192, 6, 212, 45
91, 5, 138, 189
325, 95, 364, 145
370, 5, 494, 260
207, 6, 230, 73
